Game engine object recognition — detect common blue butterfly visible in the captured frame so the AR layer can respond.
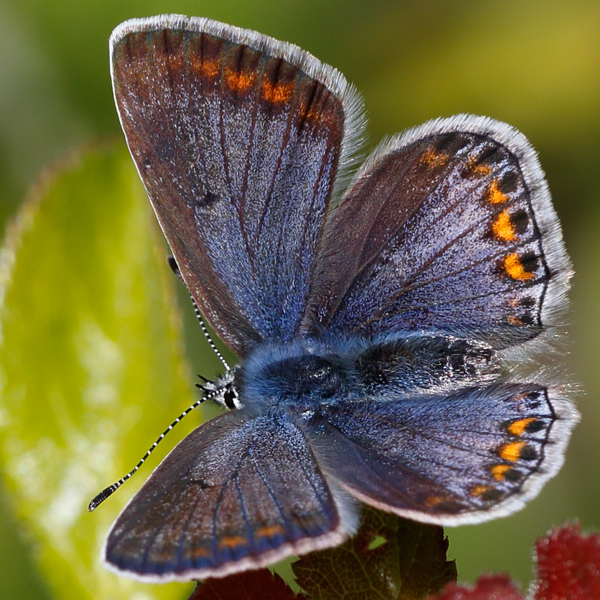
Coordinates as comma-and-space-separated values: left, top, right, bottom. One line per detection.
96, 15, 578, 582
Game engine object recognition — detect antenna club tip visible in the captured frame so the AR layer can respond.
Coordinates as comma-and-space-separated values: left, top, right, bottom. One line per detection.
88, 487, 114, 512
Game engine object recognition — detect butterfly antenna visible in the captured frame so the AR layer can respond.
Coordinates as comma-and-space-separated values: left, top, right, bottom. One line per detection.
88, 389, 217, 512
167, 256, 230, 371
190, 295, 231, 372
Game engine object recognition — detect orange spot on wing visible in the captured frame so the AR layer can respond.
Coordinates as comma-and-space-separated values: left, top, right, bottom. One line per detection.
504, 254, 535, 280
198, 58, 220, 78
424, 495, 445, 507
492, 210, 516, 241
255, 524, 285, 539
304, 105, 324, 123
262, 80, 295, 104
471, 163, 493, 176
508, 315, 524, 325
225, 68, 256, 92
488, 179, 510, 204
420, 150, 448, 167
509, 298, 520, 308
192, 546, 212, 559
218, 535, 248, 549
470, 485, 492, 497
508, 418, 537, 436
166, 53, 185, 72
490, 464, 513, 481
499, 441, 526, 462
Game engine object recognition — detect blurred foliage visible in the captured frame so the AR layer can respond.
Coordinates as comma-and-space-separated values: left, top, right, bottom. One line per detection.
0, 0, 599, 598
432, 523, 600, 599
0, 144, 196, 599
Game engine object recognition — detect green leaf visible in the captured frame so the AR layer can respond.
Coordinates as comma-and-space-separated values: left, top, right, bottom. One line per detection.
0, 143, 197, 599
293, 507, 456, 600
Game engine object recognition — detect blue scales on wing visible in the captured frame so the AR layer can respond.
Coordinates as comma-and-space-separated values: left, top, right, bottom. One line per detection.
306, 381, 573, 525
303, 116, 571, 349
111, 19, 360, 355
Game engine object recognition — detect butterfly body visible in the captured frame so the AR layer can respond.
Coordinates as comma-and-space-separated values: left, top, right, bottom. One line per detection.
101, 14, 578, 582
238, 332, 499, 411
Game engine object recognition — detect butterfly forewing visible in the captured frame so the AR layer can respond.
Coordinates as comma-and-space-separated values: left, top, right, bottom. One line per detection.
304, 116, 571, 348
111, 16, 357, 355
104, 410, 350, 581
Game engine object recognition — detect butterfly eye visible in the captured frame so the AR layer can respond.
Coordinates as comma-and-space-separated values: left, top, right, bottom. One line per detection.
223, 389, 237, 410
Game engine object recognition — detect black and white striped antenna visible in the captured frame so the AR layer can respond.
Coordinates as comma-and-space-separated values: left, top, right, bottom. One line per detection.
168, 255, 231, 371
88, 258, 234, 511
190, 296, 231, 372
88, 388, 218, 511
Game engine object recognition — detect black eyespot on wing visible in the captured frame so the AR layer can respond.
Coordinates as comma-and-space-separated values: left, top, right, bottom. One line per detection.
196, 191, 220, 209
498, 170, 519, 193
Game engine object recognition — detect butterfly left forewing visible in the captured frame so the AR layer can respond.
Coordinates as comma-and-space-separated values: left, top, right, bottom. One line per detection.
111, 16, 364, 355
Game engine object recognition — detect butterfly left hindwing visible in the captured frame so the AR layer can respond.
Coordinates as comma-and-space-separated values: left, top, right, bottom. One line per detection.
104, 410, 354, 581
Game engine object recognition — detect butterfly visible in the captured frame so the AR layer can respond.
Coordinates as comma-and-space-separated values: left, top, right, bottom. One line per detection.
100, 14, 578, 582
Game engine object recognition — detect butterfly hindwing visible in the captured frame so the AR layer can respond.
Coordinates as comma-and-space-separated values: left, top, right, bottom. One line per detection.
110, 16, 363, 355
308, 382, 576, 525
303, 115, 571, 348
104, 409, 352, 581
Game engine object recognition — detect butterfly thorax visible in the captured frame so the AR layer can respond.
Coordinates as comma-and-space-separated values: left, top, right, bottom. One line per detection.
237, 341, 358, 414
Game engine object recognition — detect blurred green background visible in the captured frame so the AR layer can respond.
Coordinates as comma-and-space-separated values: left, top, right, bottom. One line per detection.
0, 0, 599, 598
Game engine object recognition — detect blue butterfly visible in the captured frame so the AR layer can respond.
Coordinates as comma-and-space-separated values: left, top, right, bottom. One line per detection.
100, 14, 578, 582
